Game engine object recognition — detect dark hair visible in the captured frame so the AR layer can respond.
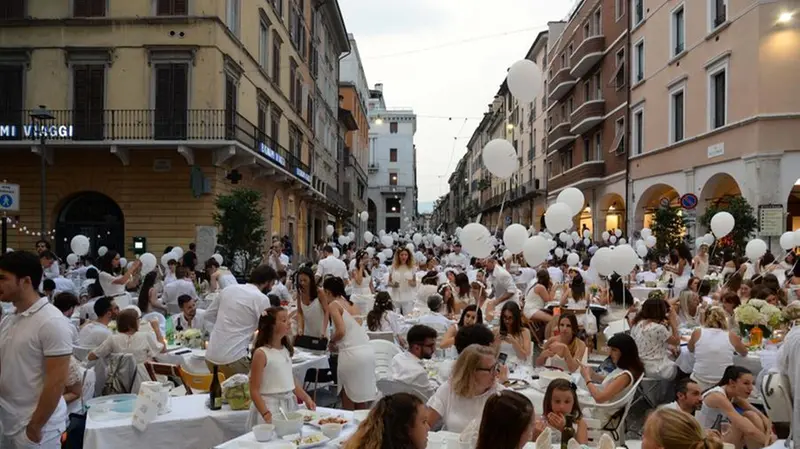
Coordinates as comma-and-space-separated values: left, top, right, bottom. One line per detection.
676, 242, 692, 262
499, 301, 523, 336
267, 294, 281, 308
455, 324, 495, 354
293, 266, 318, 302
53, 292, 79, 313
633, 298, 670, 325
407, 324, 437, 348
760, 251, 776, 269
249, 264, 278, 285
476, 391, 534, 449
175, 266, 189, 279
676, 378, 698, 398
85, 267, 99, 280
323, 245, 333, 254
97, 250, 120, 275
43, 278, 56, 291
178, 294, 194, 308
570, 272, 585, 300
421, 270, 439, 286
437, 284, 456, 315
558, 313, 580, 343
205, 258, 220, 270
93, 296, 115, 318
543, 378, 582, 420
354, 250, 371, 276
698, 280, 711, 297
35, 239, 51, 250
717, 365, 752, 387
137, 271, 158, 313
87, 280, 104, 298
253, 307, 293, 356
0, 251, 44, 288
457, 304, 483, 327
720, 292, 741, 309
454, 272, 470, 297
39, 250, 56, 261
116, 308, 140, 333
367, 291, 394, 331
536, 269, 552, 289
342, 393, 423, 449
163, 246, 174, 255
607, 333, 644, 380
322, 276, 347, 298
608, 274, 633, 305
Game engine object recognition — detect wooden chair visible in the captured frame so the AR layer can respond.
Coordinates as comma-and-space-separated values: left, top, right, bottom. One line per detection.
144, 361, 193, 395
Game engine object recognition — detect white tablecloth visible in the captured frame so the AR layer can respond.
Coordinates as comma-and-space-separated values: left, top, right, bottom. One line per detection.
630, 287, 669, 301
84, 394, 249, 449
215, 408, 355, 449
157, 348, 330, 382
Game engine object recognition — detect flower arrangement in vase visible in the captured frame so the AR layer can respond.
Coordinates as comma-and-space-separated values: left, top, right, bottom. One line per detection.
177, 328, 204, 349
734, 299, 782, 338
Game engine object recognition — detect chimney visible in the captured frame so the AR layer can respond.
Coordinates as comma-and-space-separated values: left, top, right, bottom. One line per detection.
374, 83, 383, 93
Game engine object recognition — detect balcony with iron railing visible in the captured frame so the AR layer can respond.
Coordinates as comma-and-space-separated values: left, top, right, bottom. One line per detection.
346, 153, 367, 182
547, 160, 605, 192
324, 183, 354, 215
0, 108, 311, 178
547, 121, 576, 153
570, 35, 605, 79
548, 67, 577, 102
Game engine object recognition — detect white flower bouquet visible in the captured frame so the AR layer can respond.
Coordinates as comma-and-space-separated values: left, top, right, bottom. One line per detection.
702, 272, 721, 290
108, 321, 117, 333
178, 328, 204, 349
782, 302, 800, 325
735, 299, 781, 337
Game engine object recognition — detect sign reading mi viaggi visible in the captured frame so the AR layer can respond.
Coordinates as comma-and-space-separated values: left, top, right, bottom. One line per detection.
0, 124, 74, 138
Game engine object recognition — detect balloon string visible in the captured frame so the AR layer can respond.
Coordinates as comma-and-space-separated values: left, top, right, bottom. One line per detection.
494, 190, 510, 236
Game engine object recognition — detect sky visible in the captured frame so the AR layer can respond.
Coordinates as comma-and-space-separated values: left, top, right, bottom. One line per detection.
338, 0, 575, 213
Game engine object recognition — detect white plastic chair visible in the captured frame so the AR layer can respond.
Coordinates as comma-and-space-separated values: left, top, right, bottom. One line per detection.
376, 378, 432, 401
761, 371, 793, 424
588, 374, 644, 447
369, 339, 401, 380
73, 345, 94, 362
367, 331, 395, 342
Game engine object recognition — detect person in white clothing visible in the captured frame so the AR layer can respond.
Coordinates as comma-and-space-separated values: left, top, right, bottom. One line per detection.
205, 265, 277, 378
268, 270, 292, 305
390, 324, 439, 397
162, 266, 198, 309
0, 251, 74, 449
38, 251, 61, 280
389, 249, 417, 315
659, 379, 702, 415
173, 295, 209, 333
687, 307, 748, 391
246, 307, 315, 430
97, 250, 141, 308
316, 245, 349, 281
52, 293, 80, 345
266, 241, 290, 272
447, 244, 469, 269
778, 315, 800, 449
417, 294, 453, 331
88, 308, 166, 364
205, 258, 238, 292
636, 260, 662, 284
77, 296, 118, 348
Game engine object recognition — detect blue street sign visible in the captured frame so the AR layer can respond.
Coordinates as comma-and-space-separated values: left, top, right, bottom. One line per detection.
680, 193, 698, 210
505, 216, 512, 225
0, 195, 11, 209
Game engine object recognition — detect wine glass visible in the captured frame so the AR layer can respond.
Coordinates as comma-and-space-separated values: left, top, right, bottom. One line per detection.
720, 422, 731, 437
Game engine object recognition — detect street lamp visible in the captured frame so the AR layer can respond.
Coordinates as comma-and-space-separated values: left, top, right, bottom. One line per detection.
30, 106, 55, 239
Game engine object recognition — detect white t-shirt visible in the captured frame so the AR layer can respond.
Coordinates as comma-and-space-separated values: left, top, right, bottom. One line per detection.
205, 284, 270, 365
390, 351, 438, 395
0, 298, 73, 435
427, 380, 501, 433
98, 271, 126, 297
316, 255, 349, 280
78, 321, 112, 348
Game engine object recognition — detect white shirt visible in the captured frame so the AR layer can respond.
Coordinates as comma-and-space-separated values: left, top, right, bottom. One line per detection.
0, 298, 73, 435
390, 351, 438, 395
269, 281, 292, 304
205, 283, 269, 365
637, 270, 661, 284
43, 262, 60, 280
779, 325, 800, 449
417, 312, 453, 331
447, 253, 469, 269
427, 380, 501, 433
487, 265, 519, 303
162, 279, 198, 306
174, 309, 209, 333
53, 276, 77, 294
98, 271, 126, 297
268, 253, 290, 271
316, 255, 349, 280
78, 321, 112, 348
79, 297, 102, 321
93, 331, 165, 364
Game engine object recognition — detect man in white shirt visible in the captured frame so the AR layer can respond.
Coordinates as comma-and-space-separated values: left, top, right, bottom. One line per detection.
636, 260, 662, 284
484, 257, 519, 304
0, 251, 73, 449
174, 294, 209, 333
447, 244, 468, 270
315, 245, 349, 281
269, 270, 292, 305
417, 295, 453, 331
38, 251, 60, 280
660, 379, 702, 415
78, 296, 118, 348
267, 241, 290, 271
205, 265, 277, 378
52, 293, 80, 345
162, 266, 198, 310
390, 324, 439, 396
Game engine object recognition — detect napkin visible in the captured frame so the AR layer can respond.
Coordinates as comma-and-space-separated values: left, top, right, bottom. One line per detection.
139, 381, 171, 415
131, 392, 158, 431
567, 438, 582, 449
598, 433, 615, 449
535, 427, 551, 449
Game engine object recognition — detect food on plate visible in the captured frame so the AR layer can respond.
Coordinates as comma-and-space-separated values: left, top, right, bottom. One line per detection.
293, 434, 325, 445
302, 414, 315, 423
318, 416, 348, 425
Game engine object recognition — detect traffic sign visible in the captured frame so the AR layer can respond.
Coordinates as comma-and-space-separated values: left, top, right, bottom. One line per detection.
680, 193, 698, 210
505, 216, 512, 225
0, 183, 19, 212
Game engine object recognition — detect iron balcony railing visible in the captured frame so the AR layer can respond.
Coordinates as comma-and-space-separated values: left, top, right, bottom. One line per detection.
0, 108, 310, 175
324, 184, 354, 214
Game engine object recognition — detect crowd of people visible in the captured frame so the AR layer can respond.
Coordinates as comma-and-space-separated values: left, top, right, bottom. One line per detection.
0, 231, 797, 449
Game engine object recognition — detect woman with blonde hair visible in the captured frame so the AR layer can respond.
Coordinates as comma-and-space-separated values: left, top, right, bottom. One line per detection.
343, 393, 429, 449
687, 306, 748, 391
642, 408, 723, 449
427, 344, 503, 432
389, 248, 417, 315
676, 290, 703, 329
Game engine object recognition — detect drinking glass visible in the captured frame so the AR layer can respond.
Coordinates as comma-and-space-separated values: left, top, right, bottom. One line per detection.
720, 422, 731, 437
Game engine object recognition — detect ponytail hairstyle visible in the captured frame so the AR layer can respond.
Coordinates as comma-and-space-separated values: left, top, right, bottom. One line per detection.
252, 307, 293, 357
342, 393, 423, 449
643, 408, 723, 449
366, 291, 394, 332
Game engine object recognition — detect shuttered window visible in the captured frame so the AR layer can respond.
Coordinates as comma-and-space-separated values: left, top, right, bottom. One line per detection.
72, 65, 105, 140
154, 63, 188, 139
73, 0, 106, 17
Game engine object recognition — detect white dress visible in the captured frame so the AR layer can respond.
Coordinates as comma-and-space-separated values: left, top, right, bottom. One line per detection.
673, 260, 691, 293
299, 298, 327, 338
350, 272, 374, 315
691, 328, 734, 391
390, 266, 416, 314
523, 284, 545, 319
333, 302, 377, 403
98, 271, 132, 307
246, 346, 298, 430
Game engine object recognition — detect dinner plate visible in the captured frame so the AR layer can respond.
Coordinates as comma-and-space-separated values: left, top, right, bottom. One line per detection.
309, 415, 350, 427
284, 432, 330, 449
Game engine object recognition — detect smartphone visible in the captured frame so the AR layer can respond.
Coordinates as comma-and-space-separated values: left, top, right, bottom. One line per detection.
498, 353, 508, 365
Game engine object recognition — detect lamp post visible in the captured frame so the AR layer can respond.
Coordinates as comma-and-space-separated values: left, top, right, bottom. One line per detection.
30, 106, 55, 239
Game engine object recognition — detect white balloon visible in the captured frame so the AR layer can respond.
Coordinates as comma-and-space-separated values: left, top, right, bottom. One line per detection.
583, 238, 591, 246
379, 230, 386, 238
640, 228, 652, 239
119, 258, 127, 268
567, 252, 580, 267
554, 247, 564, 258
710, 211, 735, 237
333, 247, 341, 258
583, 229, 591, 239
98, 246, 108, 257
66, 253, 79, 266
703, 233, 715, 246
745, 239, 768, 262
469, 239, 494, 259
549, 240, 558, 250
523, 236, 550, 267
455, 227, 463, 236
360, 211, 369, 222
461, 223, 493, 258
366, 247, 375, 257
482, 139, 519, 179
636, 244, 648, 258
506, 59, 543, 102
541, 232, 552, 240
5, 248, 12, 253
559, 232, 569, 243
338, 235, 348, 246
161, 252, 177, 267
348, 231, 355, 240
645, 235, 657, 248
556, 188, 585, 217
381, 235, 394, 247
503, 224, 528, 254
614, 229, 622, 238
172, 246, 184, 258
591, 247, 615, 276
602, 231, 610, 242
413, 233, 423, 245
70, 235, 90, 256
433, 236, 443, 247
212, 254, 223, 264
364, 231, 374, 243
544, 203, 573, 233
406, 243, 415, 252
326, 225, 335, 236
609, 236, 617, 244
140, 253, 157, 275
571, 231, 579, 240
619, 238, 627, 245
612, 244, 638, 275
503, 249, 513, 260
780, 231, 796, 250
382, 248, 393, 259
378, 253, 386, 263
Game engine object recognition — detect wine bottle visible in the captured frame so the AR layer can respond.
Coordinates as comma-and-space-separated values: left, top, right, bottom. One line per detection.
560, 414, 575, 449
209, 365, 222, 410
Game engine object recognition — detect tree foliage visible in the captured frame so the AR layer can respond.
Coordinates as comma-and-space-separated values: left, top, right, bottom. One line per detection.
212, 188, 266, 277
699, 195, 758, 255
650, 205, 686, 256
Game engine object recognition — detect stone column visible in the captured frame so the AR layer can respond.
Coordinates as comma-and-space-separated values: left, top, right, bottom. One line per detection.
743, 153, 784, 253
683, 168, 697, 245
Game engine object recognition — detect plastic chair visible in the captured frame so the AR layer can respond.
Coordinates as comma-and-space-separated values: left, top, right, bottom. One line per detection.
367, 331, 395, 342
761, 372, 793, 424
376, 378, 432, 401
589, 374, 644, 447
369, 339, 401, 380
